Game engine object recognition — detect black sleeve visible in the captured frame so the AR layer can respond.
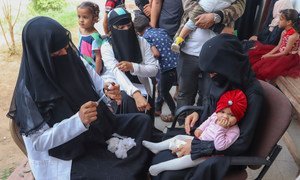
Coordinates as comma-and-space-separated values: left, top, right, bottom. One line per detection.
222, 87, 263, 155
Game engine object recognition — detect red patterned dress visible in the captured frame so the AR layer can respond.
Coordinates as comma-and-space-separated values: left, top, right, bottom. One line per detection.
248, 28, 300, 80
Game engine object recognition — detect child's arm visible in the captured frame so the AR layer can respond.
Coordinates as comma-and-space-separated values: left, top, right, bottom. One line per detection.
213, 126, 240, 151
94, 50, 102, 75
263, 33, 299, 59
194, 114, 215, 138
150, 46, 160, 59
103, 13, 109, 35
261, 31, 284, 58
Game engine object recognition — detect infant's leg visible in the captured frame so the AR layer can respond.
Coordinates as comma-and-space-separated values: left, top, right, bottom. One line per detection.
149, 155, 205, 176
143, 135, 192, 154
142, 138, 174, 154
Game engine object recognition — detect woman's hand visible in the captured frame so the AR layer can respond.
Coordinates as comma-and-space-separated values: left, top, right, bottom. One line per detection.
173, 139, 192, 157
132, 91, 151, 111
116, 61, 133, 72
185, 112, 199, 135
79, 101, 98, 127
195, 13, 214, 29
104, 82, 122, 105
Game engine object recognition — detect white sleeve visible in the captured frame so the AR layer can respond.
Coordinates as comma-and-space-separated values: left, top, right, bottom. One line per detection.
131, 37, 159, 77
29, 113, 88, 152
82, 57, 105, 94
101, 42, 139, 96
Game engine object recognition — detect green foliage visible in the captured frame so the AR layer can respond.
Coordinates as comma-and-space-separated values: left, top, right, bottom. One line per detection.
28, 3, 77, 30
31, 0, 66, 12
1, 167, 14, 180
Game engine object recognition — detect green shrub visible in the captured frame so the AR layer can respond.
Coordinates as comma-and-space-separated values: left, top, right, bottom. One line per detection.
28, 2, 77, 30
31, 0, 66, 12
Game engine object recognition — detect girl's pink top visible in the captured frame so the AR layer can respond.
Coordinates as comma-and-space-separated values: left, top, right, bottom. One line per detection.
196, 112, 240, 151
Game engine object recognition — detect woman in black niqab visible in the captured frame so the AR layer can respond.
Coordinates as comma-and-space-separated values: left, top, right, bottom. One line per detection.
151, 34, 264, 180
7, 16, 152, 180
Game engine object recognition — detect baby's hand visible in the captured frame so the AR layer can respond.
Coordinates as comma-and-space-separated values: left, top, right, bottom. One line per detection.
194, 129, 202, 138
216, 119, 230, 128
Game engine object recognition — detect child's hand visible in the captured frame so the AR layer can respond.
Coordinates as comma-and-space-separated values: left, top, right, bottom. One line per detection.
216, 119, 230, 128
104, 82, 122, 105
249, 35, 258, 41
143, 4, 151, 17
261, 54, 271, 59
79, 101, 98, 127
194, 129, 202, 138
116, 61, 133, 72
173, 139, 192, 157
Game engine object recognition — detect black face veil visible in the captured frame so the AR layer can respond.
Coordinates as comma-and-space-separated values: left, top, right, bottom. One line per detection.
108, 7, 143, 64
7, 16, 100, 134
7, 17, 115, 160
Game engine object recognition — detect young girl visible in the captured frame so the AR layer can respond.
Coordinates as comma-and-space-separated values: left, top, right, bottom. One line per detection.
143, 89, 247, 176
77, 1, 103, 74
249, 9, 300, 80
171, 0, 236, 53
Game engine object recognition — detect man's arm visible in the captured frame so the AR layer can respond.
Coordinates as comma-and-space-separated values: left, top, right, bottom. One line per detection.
216, 0, 246, 25
150, 0, 162, 27
194, 0, 245, 29
187, 1, 206, 23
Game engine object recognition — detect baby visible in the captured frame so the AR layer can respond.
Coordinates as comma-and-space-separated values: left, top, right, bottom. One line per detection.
143, 89, 247, 176
171, 0, 236, 53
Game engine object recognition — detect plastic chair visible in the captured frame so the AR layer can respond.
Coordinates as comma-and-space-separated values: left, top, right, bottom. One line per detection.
171, 80, 292, 179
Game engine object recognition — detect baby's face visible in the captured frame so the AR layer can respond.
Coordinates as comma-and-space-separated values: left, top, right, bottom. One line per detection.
216, 107, 237, 127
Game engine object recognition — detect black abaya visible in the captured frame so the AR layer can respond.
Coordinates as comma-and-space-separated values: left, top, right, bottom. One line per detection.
71, 113, 152, 180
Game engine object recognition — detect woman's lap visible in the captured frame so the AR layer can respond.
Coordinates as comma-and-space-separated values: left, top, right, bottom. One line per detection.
71, 113, 152, 180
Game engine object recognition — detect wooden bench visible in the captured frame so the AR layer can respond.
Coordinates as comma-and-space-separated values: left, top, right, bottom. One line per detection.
275, 76, 300, 168
275, 76, 300, 119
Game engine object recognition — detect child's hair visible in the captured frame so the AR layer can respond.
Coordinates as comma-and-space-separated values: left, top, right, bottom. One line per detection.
133, 15, 150, 33
77, 1, 100, 20
280, 9, 300, 32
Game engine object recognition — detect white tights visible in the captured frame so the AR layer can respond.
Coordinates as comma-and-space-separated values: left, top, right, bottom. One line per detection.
142, 135, 205, 176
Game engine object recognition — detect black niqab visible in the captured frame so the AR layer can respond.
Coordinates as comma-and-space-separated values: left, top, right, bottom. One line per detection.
108, 8, 143, 64
7, 16, 115, 160
152, 34, 264, 180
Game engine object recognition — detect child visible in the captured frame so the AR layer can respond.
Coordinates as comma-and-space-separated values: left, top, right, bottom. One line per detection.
133, 15, 178, 122
171, 0, 236, 53
249, 9, 300, 81
143, 89, 247, 176
77, 1, 103, 74
246, 0, 293, 49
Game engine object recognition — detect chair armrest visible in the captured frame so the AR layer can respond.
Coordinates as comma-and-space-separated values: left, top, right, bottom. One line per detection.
229, 156, 271, 166
172, 106, 203, 128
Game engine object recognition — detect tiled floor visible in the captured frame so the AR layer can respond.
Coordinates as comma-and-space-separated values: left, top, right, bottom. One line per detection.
154, 87, 299, 180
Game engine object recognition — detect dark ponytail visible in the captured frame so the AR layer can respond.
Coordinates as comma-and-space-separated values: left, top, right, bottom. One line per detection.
280, 9, 300, 32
